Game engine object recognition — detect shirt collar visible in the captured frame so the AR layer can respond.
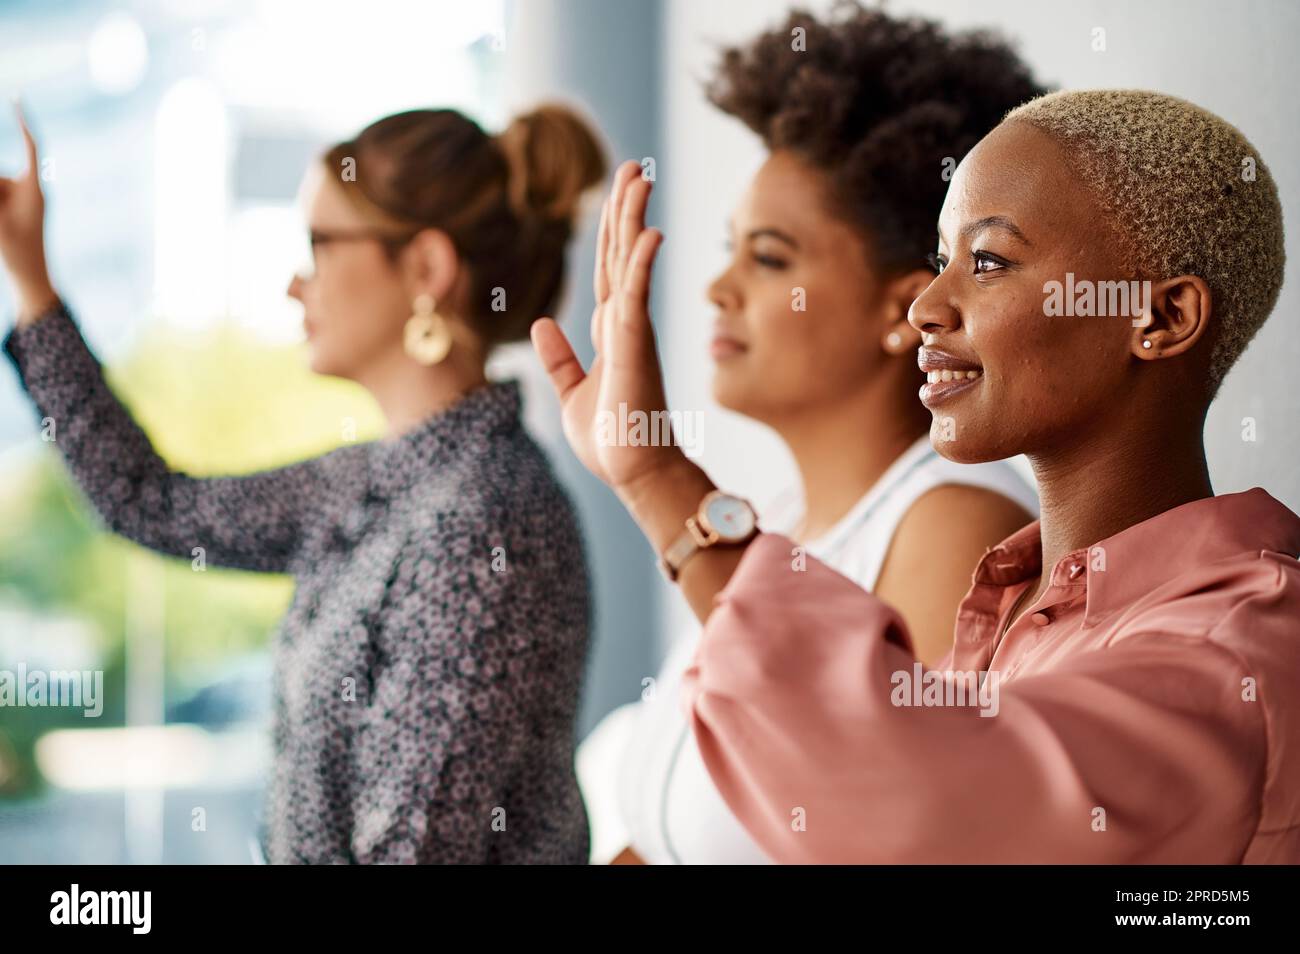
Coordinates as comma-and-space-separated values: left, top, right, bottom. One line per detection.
971, 488, 1300, 625
366, 379, 521, 498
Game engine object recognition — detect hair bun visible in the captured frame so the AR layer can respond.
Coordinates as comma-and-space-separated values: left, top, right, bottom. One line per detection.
498, 103, 607, 225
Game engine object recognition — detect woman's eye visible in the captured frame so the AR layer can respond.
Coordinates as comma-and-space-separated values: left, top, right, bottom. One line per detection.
926, 252, 947, 275
751, 253, 787, 269
972, 250, 1008, 274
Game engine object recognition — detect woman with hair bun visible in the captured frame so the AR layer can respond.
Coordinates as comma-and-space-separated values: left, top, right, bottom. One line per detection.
0, 101, 605, 864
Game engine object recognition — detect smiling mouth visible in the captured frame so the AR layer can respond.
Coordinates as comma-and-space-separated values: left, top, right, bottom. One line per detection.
917, 348, 984, 407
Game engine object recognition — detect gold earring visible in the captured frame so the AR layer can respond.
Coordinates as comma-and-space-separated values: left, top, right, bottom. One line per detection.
403, 294, 452, 365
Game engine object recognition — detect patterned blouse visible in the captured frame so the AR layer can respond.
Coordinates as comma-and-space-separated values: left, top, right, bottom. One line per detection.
4, 301, 592, 864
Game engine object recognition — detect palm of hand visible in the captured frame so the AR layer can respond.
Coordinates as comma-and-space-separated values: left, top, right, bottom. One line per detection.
533, 160, 677, 493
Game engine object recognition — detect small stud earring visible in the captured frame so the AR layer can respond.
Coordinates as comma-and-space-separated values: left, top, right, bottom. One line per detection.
1142, 340, 1153, 350
886, 332, 902, 351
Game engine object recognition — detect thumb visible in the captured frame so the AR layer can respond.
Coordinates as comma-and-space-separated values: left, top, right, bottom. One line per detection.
530, 317, 587, 400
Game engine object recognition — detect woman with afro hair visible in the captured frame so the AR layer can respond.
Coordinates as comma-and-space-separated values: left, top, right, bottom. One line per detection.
575, 3, 1046, 864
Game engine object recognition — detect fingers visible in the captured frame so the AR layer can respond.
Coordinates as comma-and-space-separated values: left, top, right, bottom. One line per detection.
591, 199, 611, 354
594, 160, 645, 357
605, 161, 640, 294
609, 228, 664, 373
594, 198, 610, 302
530, 317, 587, 399
13, 98, 38, 181
616, 176, 651, 291
619, 228, 664, 324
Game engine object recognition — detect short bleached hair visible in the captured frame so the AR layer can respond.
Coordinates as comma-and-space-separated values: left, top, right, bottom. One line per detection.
1004, 89, 1285, 392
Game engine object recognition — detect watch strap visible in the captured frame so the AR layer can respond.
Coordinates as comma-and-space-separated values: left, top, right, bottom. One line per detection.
659, 515, 717, 582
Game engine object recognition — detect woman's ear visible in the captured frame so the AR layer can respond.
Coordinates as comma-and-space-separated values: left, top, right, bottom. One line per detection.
402, 228, 461, 305
1133, 274, 1212, 361
879, 267, 933, 355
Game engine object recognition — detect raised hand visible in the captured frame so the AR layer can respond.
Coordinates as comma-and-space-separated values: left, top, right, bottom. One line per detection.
531, 159, 682, 497
0, 99, 56, 322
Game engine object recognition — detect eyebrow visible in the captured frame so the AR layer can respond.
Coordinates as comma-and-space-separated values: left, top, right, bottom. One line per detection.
938, 215, 1032, 247
745, 226, 800, 250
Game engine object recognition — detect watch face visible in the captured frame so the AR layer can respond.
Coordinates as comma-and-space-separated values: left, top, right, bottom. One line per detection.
703, 494, 756, 542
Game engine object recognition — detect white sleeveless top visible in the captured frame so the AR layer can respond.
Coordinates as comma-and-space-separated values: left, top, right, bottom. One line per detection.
578, 437, 1038, 864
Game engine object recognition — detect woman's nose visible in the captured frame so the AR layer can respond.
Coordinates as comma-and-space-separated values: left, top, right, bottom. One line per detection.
287, 273, 305, 301
706, 266, 738, 311
907, 274, 960, 336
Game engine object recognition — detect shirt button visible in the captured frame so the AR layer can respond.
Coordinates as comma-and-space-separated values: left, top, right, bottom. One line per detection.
1030, 612, 1050, 626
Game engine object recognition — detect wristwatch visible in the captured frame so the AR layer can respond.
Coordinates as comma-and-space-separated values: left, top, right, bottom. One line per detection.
659, 490, 758, 582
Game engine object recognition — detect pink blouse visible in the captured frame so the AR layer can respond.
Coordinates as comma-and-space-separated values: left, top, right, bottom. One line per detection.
680, 488, 1300, 863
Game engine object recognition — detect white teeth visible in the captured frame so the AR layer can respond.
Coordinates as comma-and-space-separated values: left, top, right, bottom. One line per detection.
926, 369, 982, 383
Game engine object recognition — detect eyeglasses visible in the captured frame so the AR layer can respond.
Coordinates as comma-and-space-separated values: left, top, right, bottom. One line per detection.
302, 227, 419, 275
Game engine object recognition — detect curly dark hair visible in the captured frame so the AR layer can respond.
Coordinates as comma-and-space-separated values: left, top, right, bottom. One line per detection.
705, 1, 1048, 273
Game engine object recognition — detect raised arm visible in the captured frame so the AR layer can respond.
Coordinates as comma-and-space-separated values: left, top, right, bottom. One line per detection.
1, 102, 348, 573
7, 300, 359, 571
530, 159, 748, 619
